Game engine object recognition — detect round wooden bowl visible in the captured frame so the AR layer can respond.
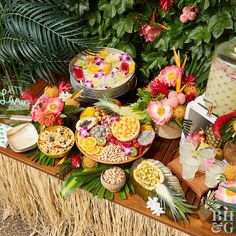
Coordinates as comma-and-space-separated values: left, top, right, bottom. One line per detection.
75, 130, 153, 165
38, 126, 75, 159
101, 167, 126, 192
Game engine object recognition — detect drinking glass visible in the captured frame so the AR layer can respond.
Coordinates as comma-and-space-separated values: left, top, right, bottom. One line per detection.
179, 141, 197, 163
197, 147, 216, 173
182, 157, 200, 180
205, 163, 224, 188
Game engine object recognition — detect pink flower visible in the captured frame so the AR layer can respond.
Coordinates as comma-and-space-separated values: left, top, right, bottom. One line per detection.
79, 127, 90, 138
31, 106, 42, 122
119, 53, 131, 61
59, 81, 72, 93
204, 159, 215, 171
121, 145, 132, 155
70, 154, 82, 168
147, 100, 173, 125
21, 90, 37, 104
184, 74, 196, 84
164, 97, 178, 108
168, 91, 178, 98
95, 56, 104, 65
180, 14, 189, 24
159, 65, 182, 87
111, 67, 119, 76
215, 181, 236, 204
182, 6, 192, 14
94, 69, 105, 79
188, 11, 197, 21
42, 97, 64, 115
84, 80, 94, 88
140, 24, 162, 42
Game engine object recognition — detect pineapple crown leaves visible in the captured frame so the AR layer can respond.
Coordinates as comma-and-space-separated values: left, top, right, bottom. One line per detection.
94, 98, 120, 115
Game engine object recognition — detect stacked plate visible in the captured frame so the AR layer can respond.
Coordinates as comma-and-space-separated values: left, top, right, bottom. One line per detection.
7, 123, 38, 152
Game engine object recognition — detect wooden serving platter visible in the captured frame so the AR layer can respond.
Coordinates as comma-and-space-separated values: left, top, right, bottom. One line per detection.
75, 130, 152, 164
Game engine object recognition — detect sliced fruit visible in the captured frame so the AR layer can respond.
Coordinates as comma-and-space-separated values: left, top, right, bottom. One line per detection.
80, 107, 95, 119
86, 56, 95, 64
97, 138, 106, 147
129, 62, 135, 74
98, 51, 109, 58
82, 143, 97, 151
101, 64, 112, 74
83, 137, 97, 148
87, 64, 99, 74
138, 130, 155, 146
76, 117, 98, 130
86, 146, 100, 155
130, 147, 138, 157
77, 135, 84, 146
141, 124, 153, 131
74, 60, 86, 68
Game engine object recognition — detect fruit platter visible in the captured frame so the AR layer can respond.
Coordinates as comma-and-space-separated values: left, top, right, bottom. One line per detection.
75, 107, 155, 164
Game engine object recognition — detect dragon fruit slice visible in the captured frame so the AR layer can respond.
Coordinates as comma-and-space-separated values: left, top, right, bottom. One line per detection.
138, 130, 155, 146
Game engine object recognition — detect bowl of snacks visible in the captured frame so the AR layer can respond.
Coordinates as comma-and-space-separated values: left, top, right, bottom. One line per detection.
69, 48, 136, 100
38, 126, 75, 158
101, 167, 126, 192
75, 108, 155, 164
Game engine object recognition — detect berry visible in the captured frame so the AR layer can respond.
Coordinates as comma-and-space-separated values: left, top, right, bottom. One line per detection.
188, 11, 196, 21
133, 139, 138, 144
138, 150, 142, 155
111, 138, 116, 143
134, 143, 140, 148
180, 14, 189, 24
182, 6, 192, 14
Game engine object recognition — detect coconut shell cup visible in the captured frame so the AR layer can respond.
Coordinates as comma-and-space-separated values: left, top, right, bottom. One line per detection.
101, 167, 126, 192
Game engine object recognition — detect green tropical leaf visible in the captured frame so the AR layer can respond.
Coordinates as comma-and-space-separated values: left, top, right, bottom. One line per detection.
189, 25, 211, 45
208, 11, 233, 38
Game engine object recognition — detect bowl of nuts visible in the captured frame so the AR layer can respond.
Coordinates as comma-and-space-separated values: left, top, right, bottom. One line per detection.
101, 167, 126, 192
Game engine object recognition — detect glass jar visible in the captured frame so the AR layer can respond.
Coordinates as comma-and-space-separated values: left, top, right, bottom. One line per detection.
205, 39, 236, 115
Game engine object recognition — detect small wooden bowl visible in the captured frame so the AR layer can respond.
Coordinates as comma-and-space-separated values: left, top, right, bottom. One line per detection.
38, 126, 75, 158
101, 167, 126, 192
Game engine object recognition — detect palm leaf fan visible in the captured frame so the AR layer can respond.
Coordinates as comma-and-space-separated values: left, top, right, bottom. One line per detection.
94, 98, 142, 120
0, 1, 97, 83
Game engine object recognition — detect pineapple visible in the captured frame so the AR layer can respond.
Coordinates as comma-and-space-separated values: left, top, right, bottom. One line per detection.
205, 124, 224, 148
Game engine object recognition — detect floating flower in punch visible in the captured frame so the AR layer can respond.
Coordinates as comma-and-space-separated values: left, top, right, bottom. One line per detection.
84, 80, 94, 88
140, 24, 162, 42
94, 56, 104, 66
94, 69, 105, 79
42, 97, 64, 115
149, 78, 169, 97
119, 53, 131, 61
147, 100, 173, 125
215, 181, 236, 204
159, 66, 182, 87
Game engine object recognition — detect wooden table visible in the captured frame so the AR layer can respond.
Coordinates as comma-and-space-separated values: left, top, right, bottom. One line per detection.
0, 80, 228, 236
0, 138, 228, 236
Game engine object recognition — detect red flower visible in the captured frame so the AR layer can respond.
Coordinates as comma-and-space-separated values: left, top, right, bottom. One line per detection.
21, 90, 37, 104
185, 93, 196, 104
140, 24, 162, 42
70, 154, 82, 168
160, 0, 174, 12
184, 74, 196, 85
213, 111, 236, 139
149, 78, 169, 97
58, 81, 72, 93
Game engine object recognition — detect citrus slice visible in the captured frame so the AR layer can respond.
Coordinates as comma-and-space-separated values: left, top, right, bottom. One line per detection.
87, 65, 99, 74
74, 60, 86, 68
116, 72, 125, 81
101, 64, 111, 74
80, 107, 95, 119
77, 135, 84, 146
86, 146, 100, 155
129, 62, 135, 74
82, 143, 97, 151
141, 124, 153, 131
83, 137, 97, 148
98, 51, 109, 58
86, 56, 95, 64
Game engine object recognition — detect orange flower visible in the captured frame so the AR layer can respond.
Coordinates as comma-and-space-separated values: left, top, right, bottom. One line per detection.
38, 110, 60, 126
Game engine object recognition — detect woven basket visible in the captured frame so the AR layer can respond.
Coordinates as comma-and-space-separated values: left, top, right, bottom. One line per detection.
154, 121, 182, 139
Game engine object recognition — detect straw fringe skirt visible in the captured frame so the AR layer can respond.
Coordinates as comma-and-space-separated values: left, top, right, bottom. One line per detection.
0, 154, 189, 236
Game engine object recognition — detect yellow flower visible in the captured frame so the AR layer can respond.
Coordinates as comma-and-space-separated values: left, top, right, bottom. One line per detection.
173, 105, 186, 120
87, 64, 99, 74
224, 165, 236, 181
44, 86, 59, 97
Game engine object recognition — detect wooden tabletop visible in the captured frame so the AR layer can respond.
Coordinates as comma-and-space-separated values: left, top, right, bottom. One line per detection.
0, 79, 229, 236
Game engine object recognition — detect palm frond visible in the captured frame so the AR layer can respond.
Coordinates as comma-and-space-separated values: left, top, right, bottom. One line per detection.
182, 119, 192, 137
0, 1, 97, 83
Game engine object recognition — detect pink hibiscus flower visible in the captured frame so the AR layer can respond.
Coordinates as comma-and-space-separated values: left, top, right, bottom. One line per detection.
215, 181, 236, 204
159, 65, 182, 87
147, 100, 173, 125
42, 97, 64, 115
31, 105, 42, 122
140, 24, 162, 42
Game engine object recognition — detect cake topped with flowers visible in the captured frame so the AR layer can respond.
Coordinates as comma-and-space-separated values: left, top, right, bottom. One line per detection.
72, 48, 135, 90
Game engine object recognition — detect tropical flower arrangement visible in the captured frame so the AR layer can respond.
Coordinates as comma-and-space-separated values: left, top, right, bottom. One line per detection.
21, 81, 82, 127
131, 50, 200, 129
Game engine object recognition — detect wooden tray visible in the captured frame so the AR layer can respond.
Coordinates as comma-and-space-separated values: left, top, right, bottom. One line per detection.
75, 130, 152, 164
